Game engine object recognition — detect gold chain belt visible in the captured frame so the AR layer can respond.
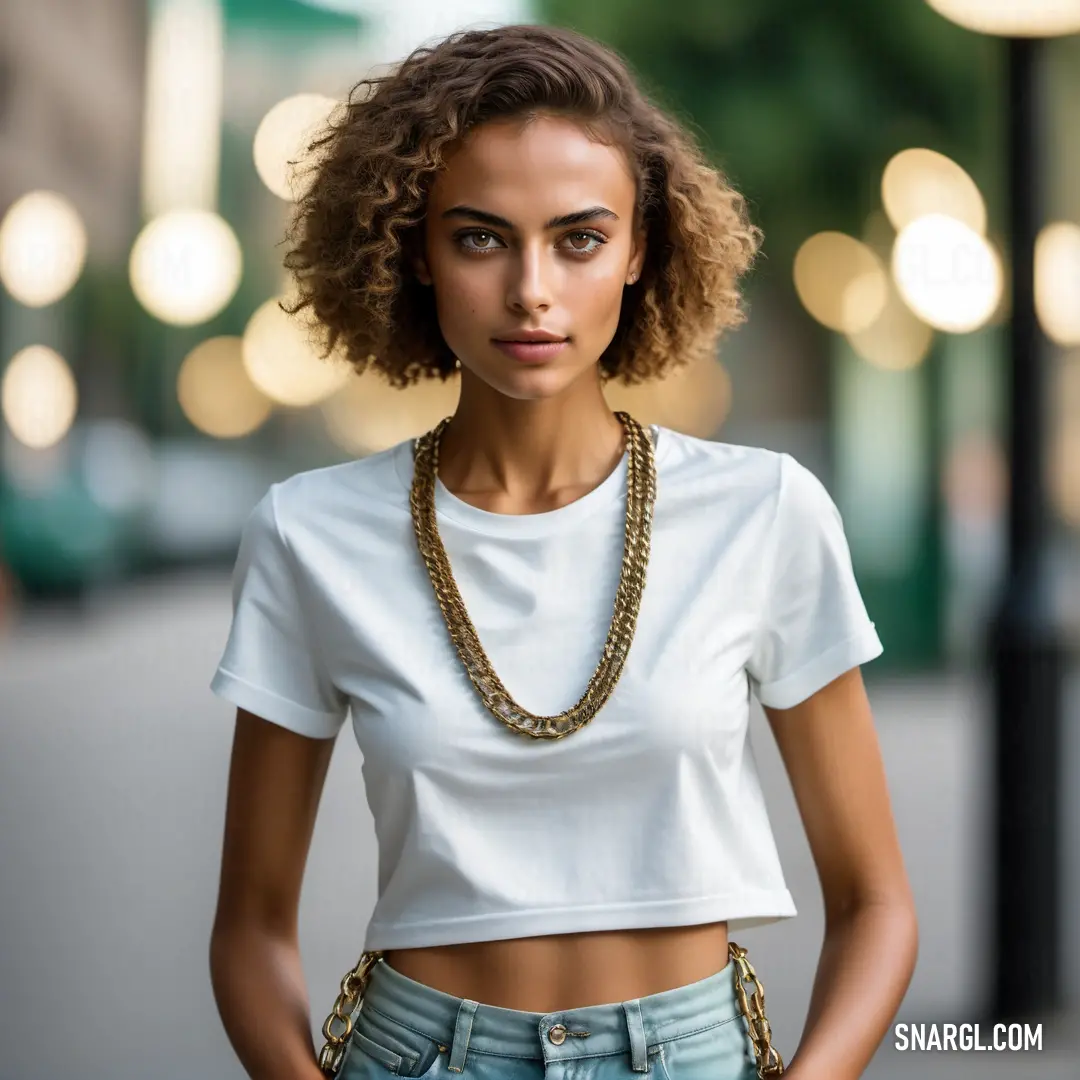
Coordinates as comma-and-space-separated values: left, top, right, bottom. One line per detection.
728, 942, 786, 1077
318, 941, 784, 1078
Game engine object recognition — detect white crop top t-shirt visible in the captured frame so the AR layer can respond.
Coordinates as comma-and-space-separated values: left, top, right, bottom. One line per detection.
209, 424, 883, 950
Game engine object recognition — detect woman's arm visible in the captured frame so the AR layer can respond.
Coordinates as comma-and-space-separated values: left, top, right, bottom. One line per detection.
763, 667, 919, 1080
209, 708, 338, 1080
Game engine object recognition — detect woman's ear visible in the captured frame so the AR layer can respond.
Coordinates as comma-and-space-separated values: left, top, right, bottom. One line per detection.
412, 256, 433, 286
627, 225, 647, 284
405, 230, 433, 286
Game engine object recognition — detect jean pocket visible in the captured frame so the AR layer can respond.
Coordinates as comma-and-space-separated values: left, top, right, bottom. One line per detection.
343, 1000, 445, 1078
654, 1015, 757, 1080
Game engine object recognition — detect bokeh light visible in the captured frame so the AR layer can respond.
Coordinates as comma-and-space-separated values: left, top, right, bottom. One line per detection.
129, 210, 243, 326
322, 367, 461, 455
892, 214, 1003, 333
925, 0, 1080, 37
881, 148, 986, 235
1, 345, 79, 449
793, 232, 889, 334
141, 0, 224, 216
603, 356, 732, 437
1035, 222, 1080, 346
253, 93, 340, 201
861, 208, 897, 263
0, 191, 88, 307
177, 336, 274, 438
242, 298, 352, 407
846, 278, 936, 371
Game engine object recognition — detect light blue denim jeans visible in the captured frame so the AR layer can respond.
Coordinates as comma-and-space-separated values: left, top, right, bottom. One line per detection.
333, 954, 761, 1079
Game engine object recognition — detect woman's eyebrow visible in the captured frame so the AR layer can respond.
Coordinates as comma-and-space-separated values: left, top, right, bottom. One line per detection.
440, 205, 619, 230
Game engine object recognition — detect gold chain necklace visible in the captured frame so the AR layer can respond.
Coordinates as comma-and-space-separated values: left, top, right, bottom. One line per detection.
409, 411, 657, 740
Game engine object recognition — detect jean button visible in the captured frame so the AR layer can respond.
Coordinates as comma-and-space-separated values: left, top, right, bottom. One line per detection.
548, 1024, 568, 1045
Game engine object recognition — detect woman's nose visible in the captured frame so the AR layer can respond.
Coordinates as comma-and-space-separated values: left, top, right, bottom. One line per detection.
506, 245, 556, 311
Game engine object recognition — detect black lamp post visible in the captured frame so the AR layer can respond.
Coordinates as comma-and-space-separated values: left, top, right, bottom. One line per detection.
922, 2, 1078, 1021
988, 30, 1065, 1023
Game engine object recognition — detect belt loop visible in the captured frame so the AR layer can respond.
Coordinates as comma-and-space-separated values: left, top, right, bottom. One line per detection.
622, 998, 648, 1072
446, 998, 479, 1074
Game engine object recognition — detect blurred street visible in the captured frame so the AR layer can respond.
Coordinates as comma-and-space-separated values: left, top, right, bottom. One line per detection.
1, 569, 1078, 1080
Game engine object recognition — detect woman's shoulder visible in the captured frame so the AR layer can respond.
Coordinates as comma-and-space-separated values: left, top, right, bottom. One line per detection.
277, 437, 410, 502
263, 437, 414, 545
656, 428, 847, 543
656, 424, 786, 499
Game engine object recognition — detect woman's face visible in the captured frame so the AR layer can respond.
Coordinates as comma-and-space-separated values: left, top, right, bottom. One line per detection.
413, 113, 646, 401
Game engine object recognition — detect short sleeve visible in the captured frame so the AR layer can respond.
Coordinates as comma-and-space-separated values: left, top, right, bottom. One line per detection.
209, 484, 349, 739
746, 453, 883, 709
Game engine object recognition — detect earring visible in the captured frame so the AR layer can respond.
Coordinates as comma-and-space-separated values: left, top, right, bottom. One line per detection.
628, 271, 638, 284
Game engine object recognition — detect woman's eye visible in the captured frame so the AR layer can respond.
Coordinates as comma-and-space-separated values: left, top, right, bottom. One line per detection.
564, 230, 606, 254
456, 229, 607, 255
459, 230, 501, 252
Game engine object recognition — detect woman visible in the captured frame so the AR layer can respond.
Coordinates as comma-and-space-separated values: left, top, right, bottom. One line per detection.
208, 23, 918, 1080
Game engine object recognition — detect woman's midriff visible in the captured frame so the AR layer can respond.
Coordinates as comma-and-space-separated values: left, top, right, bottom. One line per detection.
381, 921, 730, 1012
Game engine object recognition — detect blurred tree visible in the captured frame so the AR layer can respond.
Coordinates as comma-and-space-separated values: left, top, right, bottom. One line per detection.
540, 0, 1000, 277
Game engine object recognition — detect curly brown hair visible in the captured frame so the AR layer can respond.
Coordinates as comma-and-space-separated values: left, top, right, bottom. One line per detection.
282, 23, 763, 390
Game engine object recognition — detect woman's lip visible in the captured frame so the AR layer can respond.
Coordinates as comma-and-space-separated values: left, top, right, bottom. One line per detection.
492, 339, 569, 362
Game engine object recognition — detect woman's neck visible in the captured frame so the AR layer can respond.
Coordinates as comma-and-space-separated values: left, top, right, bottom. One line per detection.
434, 375, 627, 515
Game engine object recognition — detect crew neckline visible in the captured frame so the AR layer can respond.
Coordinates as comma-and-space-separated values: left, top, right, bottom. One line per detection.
392, 424, 664, 538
